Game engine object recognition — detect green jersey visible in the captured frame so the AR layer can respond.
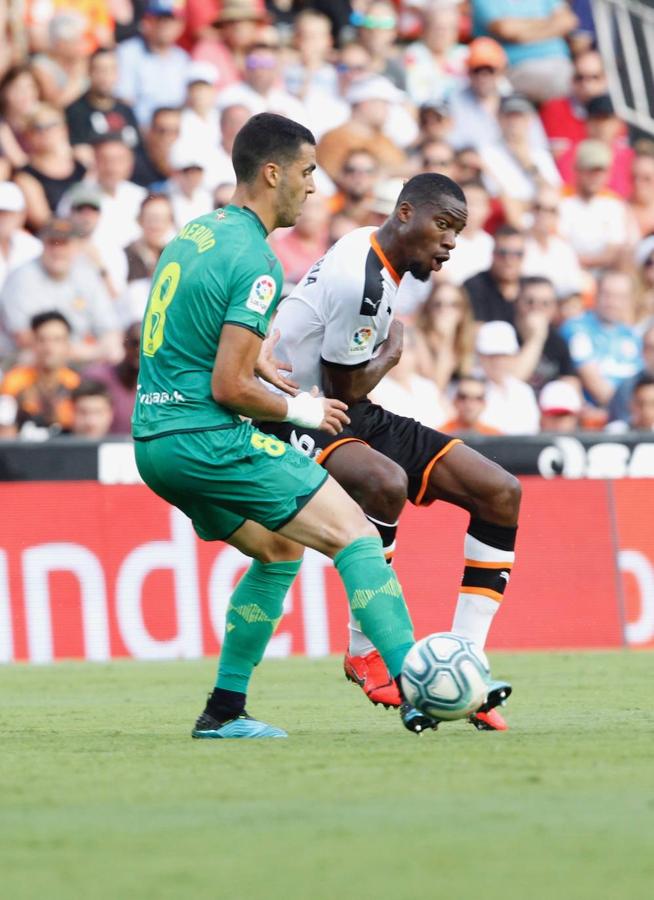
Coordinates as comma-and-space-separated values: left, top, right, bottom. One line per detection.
132, 205, 284, 439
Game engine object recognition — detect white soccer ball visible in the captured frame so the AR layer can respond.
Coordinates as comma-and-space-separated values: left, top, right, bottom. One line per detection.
401, 632, 491, 721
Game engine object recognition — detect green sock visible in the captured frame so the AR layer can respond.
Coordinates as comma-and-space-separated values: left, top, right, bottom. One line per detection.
334, 536, 414, 678
216, 557, 302, 692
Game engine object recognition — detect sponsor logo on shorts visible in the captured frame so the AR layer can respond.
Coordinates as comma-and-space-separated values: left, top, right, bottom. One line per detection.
349, 326, 374, 353
246, 275, 276, 314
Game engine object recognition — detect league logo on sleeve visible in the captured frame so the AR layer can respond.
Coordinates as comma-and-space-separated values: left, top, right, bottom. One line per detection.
349, 326, 375, 353
246, 274, 277, 314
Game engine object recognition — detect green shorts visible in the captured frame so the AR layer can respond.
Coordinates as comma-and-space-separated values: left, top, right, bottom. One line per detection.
134, 422, 328, 541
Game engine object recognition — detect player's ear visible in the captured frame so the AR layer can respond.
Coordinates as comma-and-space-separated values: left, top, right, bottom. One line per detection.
262, 162, 280, 188
396, 201, 413, 224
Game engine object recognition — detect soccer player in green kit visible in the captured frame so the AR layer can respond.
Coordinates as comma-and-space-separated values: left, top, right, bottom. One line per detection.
132, 113, 428, 739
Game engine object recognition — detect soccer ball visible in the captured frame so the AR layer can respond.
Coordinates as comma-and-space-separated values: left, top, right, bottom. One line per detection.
401, 632, 491, 721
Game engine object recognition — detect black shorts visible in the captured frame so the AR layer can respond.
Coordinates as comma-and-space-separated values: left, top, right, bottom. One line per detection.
257, 400, 461, 505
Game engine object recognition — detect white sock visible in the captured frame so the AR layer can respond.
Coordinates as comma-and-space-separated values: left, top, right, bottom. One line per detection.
451, 533, 514, 648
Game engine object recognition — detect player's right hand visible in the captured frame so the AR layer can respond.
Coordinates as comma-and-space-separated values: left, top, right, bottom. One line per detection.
319, 397, 350, 435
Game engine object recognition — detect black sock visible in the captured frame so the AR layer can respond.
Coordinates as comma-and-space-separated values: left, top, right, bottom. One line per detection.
205, 687, 246, 722
395, 676, 406, 702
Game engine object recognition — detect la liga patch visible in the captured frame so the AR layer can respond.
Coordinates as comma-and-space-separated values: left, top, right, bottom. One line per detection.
349, 326, 374, 353
246, 274, 277, 314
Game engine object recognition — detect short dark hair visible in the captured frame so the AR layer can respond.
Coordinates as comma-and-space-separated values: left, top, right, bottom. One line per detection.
519, 275, 555, 295
634, 372, 654, 392
494, 224, 524, 241
232, 113, 315, 184
31, 310, 71, 333
90, 47, 115, 64
72, 380, 112, 404
91, 131, 130, 148
396, 173, 465, 209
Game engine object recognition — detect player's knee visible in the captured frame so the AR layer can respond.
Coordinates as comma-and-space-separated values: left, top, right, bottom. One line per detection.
320, 512, 378, 558
352, 459, 408, 520
253, 533, 305, 564
491, 471, 522, 520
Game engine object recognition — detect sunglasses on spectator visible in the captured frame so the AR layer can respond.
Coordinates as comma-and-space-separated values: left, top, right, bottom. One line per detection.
456, 391, 485, 401
533, 203, 558, 213
246, 56, 277, 70
521, 296, 555, 307
152, 125, 180, 135
431, 300, 462, 309
336, 63, 368, 74
643, 256, 654, 268
470, 66, 497, 75
423, 157, 454, 168
343, 165, 375, 175
494, 247, 524, 257
573, 72, 603, 82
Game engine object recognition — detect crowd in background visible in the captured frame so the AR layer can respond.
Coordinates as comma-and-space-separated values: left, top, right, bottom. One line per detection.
1, 0, 654, 442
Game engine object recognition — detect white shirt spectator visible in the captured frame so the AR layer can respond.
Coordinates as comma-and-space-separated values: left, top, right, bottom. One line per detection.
179, 107, 221, 162
116, 278, 151, 329
370, 372, 449, 428
558, 192, 629, 261
116, 36, 189, 126
445, 230, 494, 286
0, 230, 43, 291
168, 182, 213, 230
217, 82, 310, 129
448, 85, 548, 152
523, 234, 584, 297
481, 376, 541, 434
481, 143, 562, 201
93, 180, 147, 248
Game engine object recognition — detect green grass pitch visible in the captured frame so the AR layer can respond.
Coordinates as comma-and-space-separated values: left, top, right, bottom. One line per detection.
2, 651, 653, 900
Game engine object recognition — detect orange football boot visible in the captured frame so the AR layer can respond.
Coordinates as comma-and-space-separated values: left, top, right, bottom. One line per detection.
344, 649, 402, 708
469, 708, 509, 731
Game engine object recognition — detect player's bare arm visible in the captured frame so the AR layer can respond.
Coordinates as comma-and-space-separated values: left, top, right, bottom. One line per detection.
255, 328, 299, 396
322, 320, 405, 405
213, 323, 350, 434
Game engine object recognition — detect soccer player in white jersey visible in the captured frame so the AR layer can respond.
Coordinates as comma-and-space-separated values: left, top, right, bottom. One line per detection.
258, 173, 520, 730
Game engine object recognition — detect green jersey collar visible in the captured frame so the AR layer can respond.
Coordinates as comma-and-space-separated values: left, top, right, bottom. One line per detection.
225, 204, 269, 237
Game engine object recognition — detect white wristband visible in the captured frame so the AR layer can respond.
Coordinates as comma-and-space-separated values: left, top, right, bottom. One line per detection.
284, 392, 325, 428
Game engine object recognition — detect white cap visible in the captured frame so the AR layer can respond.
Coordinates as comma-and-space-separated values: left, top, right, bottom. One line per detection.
170, 141, 206, 170
346, 75, 404, 106
539, 380, 582, 415
0, 181, 25, 213
370, 178, 404, 216
186, 61, 218, 86
476, 320, 519, 356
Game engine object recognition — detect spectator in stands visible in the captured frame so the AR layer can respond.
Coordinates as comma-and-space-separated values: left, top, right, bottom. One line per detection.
539, 48, 608, 161
31, 11, 90, 109
14, 103, 86, 231
203, 104, 250, 192
464, 225, 525, 323
608, 373, 654, 433
510, 276, 577, 392
634, 237, 654, 333
116, 0, 189, 126
269, 193, 330, 288
0, 310, 79, 438
0, 65, 41, 170
475, 320, 540, 434
471, 0, 577, 103
522, 185, 584, 299
561, 269, 642, 408
0, 182, 42, 292
192, 0, 267, 94
0, 217, 121, 363
416, 98, 454, 148
441, 374, 501, 435
85, 133, 146, 248
370, 324, 451, 429
558, 140, 630, 274
132, 106, 181, 190
454, 145, 485, 183
414, 281, 475, 389
217, 38, 308, 126
118, 194, 175, 326
81, 321, 141, 435
69, 379, 114, 439
627, 145, 654, 240
167, 142, 212, 229
557, 94, 633, 198
66, 183, 127, 299
285, 10, 338, 99
445, 180, 493, 285
403, 0, 468, 106
317, 76, 407, 181
607, 323, 654, 425
418, 140, 457, 180
329, 149, 379, 227
178, 62, 220, 166
538, 379, 583, 432
65, 48, 141, 170
480, 94, 561, 227
354, 1, 405, 89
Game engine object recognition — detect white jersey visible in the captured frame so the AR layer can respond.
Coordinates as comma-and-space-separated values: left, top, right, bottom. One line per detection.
273, 227, 400, 394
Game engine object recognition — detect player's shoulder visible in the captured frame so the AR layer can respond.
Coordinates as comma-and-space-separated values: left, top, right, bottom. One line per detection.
322, 226, 376, 276
1, 366, 37, 395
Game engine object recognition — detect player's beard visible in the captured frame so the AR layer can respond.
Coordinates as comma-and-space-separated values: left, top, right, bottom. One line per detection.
275, 174, 303, 229
408, 259, 432, 282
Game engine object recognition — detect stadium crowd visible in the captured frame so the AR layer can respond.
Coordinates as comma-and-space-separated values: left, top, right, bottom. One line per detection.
1, 0, 653, 440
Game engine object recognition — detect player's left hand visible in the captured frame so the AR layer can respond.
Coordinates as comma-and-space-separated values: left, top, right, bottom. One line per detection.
256, 329, 299, 396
